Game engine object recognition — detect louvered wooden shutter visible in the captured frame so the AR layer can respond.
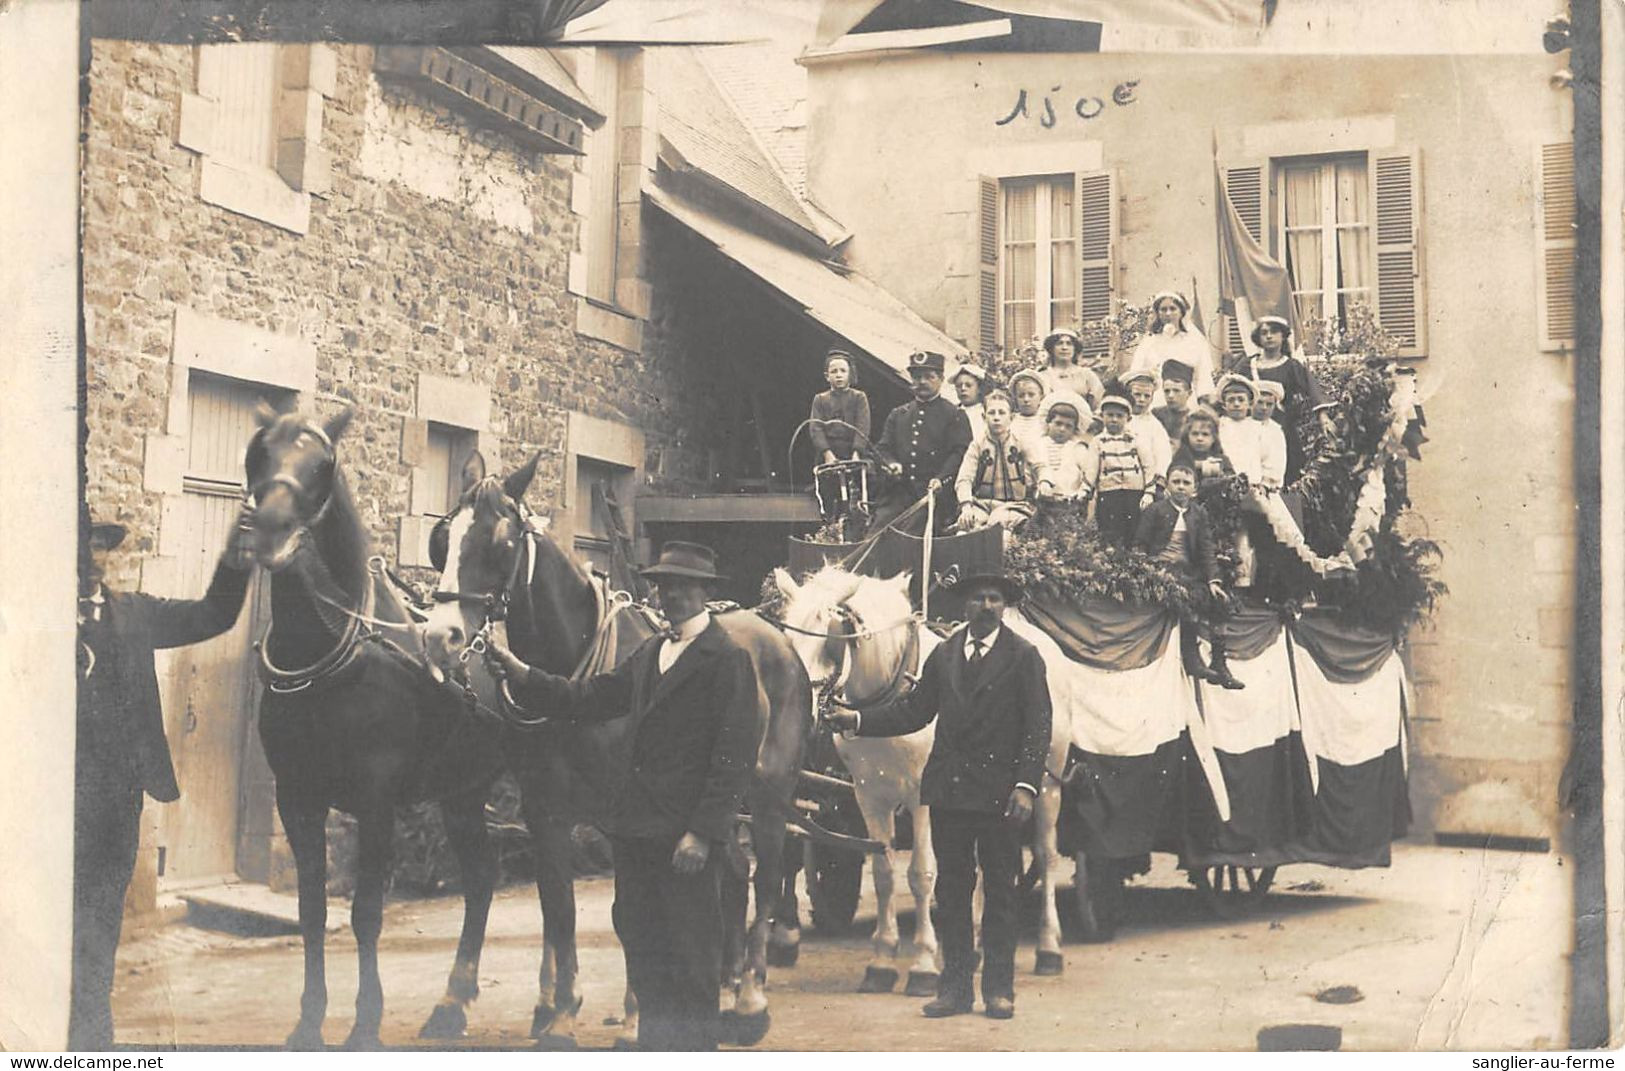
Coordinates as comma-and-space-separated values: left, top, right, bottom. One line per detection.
1535, 142, 1575, 352
1221, 162, 1267, 360
1371, 148, 1426, 358
977, 175, 999, 356
1075, 169, 1117, 357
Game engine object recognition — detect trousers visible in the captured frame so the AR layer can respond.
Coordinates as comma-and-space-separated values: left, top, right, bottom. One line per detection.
610, 834, 723, 1051
1094, 489, 1144, 547
69, 768, 143, 1050
931, 807, 1021, 1003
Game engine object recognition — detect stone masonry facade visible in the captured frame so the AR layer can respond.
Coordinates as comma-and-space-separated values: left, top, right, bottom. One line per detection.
82, 41, 731, 903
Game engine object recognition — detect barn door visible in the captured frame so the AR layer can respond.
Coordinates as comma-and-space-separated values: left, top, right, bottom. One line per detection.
155, 372, 275, 888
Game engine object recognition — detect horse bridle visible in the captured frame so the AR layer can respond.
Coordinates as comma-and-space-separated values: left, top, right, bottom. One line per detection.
247, 421, 337, 532
787, 600, 921, 711
432, 485, 530, 665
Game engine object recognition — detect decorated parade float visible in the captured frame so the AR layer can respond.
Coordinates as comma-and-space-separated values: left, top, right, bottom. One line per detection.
776, 301, 1443, 940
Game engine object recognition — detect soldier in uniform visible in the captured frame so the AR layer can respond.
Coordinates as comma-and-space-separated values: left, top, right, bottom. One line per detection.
869, 351, 972, 536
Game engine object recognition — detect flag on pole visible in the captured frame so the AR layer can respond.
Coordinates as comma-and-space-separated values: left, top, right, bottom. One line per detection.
1215, 163, 1302, 360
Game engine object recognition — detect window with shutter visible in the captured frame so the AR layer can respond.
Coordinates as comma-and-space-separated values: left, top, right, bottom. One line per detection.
1076, 169, 1117, 357
1371, 148, 1425, 357
178, 44, 334, 233
1222, 163, 1266, 358
978, 175, 999, 355
979, 171, 1114, 359
1535, 142, 1575, 352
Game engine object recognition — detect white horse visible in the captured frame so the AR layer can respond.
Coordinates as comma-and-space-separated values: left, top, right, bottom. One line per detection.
775, 566, 1075, 984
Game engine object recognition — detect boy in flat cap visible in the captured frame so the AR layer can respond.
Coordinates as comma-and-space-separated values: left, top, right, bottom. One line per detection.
1090, 391, 1160, 547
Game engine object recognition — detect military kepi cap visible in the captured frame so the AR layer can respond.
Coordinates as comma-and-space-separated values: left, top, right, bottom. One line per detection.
907, 351, 947, 375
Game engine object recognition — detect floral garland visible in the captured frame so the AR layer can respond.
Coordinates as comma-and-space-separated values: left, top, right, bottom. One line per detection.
1004, 508, 1194, 613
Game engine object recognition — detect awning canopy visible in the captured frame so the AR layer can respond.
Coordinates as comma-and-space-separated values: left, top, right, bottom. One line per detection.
647, 184, 964, 384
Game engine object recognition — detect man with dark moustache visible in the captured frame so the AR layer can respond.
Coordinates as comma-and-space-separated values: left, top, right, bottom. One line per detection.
485, 542, 757, 1051
825, 565, 1051, 1021
869, 350, 972, 536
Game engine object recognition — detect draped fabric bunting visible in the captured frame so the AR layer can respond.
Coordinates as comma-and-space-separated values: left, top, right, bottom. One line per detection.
1023, 589, 1177, 671
781, 531, 1411, 872
1015, 591, 1411, 872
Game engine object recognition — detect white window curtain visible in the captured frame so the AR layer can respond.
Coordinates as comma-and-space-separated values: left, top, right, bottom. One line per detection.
1281, 157, 1371, 326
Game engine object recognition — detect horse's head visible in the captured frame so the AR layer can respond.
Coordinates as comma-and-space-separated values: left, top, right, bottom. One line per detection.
774, 566, 915, 705
243, 404, 352, 572
421, 450, 541, 676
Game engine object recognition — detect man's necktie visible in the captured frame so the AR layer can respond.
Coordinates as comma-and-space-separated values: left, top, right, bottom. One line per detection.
968, 639, 986, 668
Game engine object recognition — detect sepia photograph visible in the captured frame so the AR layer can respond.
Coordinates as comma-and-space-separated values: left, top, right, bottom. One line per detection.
0, 0, 1620, 1055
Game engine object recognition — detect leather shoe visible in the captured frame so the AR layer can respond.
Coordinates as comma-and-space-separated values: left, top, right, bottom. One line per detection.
921, 996, 974, 1018
984, 996, 1015, 1020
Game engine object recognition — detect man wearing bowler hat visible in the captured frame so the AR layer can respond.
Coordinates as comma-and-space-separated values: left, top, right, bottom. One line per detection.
71, 503, 252, 1049
870, 350, 972, 536
825, 561, 1052, 1021
486, 542, 758, 1051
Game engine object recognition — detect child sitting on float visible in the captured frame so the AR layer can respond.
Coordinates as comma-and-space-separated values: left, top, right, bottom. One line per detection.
954, 388, 1036, 532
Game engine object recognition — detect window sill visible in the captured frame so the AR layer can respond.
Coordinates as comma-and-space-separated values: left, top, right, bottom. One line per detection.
200, 158, 311, 235
575, 297, 643, 353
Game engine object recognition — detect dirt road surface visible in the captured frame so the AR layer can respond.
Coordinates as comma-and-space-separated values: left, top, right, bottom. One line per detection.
113, 843, 1568, 1051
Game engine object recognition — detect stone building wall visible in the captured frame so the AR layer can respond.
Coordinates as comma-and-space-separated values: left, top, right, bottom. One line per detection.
81, 40, 730, 906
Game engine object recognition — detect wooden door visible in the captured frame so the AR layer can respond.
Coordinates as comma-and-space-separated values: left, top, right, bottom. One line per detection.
154, 372, 272, 888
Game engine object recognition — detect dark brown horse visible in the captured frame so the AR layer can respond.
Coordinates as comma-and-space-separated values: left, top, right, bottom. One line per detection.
244, 406, 520, 1049
418, 457, 816, 1047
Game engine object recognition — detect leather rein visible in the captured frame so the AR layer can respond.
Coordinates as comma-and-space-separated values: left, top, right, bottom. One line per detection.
250, 423, 423, 694
781, 602, 922, 711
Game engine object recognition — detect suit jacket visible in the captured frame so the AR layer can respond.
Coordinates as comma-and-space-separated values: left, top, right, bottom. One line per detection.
84, 559, 251, 801
857, 625, 1051, 814
1133, 498, 1218, 585
876, 395, 972, 495
513, 618, 759, 843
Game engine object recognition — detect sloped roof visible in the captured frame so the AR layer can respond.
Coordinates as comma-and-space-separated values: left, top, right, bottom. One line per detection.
654, 47, 822, 237
648, 184, 963, 383
695, 43, 809, 197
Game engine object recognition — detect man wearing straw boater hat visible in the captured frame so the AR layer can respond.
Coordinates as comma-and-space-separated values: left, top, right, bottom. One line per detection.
71, 502, 252, 1049
826, 552, 1052, 1022
487, 541, 757, 1051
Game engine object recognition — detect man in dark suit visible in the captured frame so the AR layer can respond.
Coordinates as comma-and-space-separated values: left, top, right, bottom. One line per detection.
869, 350, 973, 536
71, 505, 251, 1049
826, 569, 1051, 1021
486, 542, 758, 1051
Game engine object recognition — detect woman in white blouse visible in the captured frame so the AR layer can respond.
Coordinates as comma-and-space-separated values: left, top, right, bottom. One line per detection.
1125, 290, 1218, 405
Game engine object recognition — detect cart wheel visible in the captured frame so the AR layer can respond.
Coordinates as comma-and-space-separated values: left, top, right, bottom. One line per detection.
1190, 865, 1277, 918
1073, 852, 1122, 943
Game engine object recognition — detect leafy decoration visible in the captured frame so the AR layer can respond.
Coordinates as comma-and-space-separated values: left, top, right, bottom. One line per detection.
1004, 507, 1194, 613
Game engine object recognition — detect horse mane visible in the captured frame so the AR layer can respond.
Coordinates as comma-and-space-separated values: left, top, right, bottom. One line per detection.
319, 470, 371, 600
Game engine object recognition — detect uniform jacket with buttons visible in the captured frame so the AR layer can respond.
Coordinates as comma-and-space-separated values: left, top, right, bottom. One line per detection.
876, 395, 972, 496
512, 619, 758, 843
857, 624, 1051, 814
82, 559, 251, 801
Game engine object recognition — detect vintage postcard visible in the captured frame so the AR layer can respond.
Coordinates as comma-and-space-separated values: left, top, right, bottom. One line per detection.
1, 0, 1619, 1055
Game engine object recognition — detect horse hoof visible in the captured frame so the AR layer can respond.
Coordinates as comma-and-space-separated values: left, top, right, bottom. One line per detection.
284, 1024, 325, 1051
720, 1009, 771, 1047
767, 941, 800, 968
857, 965, 898, 994
904, 970, 939, 997
529, 1004, 556, 1039
418, 1002, 468, 1040
341, 1028, 382, 1051
1034, 950, 1065, 976
612, 1035, 639, 1052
